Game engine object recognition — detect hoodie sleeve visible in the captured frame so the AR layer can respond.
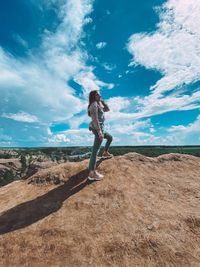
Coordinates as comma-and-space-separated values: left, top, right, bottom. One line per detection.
89, 102, 102, 133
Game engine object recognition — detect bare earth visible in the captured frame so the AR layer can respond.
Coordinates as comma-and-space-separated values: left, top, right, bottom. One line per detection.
0, 153, 200, 267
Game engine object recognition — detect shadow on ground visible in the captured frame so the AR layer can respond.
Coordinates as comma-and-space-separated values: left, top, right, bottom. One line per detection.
0, 168, 92, 235
0, 157, 109, 235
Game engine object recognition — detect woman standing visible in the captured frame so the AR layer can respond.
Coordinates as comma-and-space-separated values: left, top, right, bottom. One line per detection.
88, 90, 113, 181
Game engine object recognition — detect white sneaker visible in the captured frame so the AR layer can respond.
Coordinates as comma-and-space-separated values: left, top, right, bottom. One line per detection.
88, 170, 103, 181
95, 171, 104, 178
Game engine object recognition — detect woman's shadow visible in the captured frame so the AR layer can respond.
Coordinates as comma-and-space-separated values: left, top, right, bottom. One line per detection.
0, 158, 106, 235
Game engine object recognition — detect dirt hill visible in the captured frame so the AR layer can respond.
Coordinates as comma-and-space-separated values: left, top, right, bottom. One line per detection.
0, 153, 200, 267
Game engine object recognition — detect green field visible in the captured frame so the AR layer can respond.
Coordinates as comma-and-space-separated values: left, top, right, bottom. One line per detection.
1, 146, 200, 159
108, 146, 200, 157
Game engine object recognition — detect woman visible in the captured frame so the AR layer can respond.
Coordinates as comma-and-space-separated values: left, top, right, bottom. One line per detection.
88, 90, 113, 181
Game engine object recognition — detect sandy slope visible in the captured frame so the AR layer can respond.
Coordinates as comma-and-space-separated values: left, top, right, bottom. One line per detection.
0, 153, 200, 267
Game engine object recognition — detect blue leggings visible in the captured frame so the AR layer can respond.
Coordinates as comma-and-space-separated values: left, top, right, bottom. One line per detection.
88, 129, 113, 171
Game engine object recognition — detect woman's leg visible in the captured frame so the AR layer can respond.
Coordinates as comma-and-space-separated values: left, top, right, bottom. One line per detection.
88, 131, 103, 171
103, 131, 113, 152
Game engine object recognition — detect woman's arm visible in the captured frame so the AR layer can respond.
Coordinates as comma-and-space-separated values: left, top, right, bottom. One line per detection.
101, 100, 110, 112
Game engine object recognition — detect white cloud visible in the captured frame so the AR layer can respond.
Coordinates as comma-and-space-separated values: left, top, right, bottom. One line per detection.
96, 42, 107, 49
0, 0, 93, 122
134, 90, 200, 118
104, 96, 143, 123
68, 114, 89, 129
125, 114, 200, 146
165, 114, 200, 145
107, 97, 130, 112
128, 0, 200, 96
48, 128, 93, 145
0, 0, 115, 146
168, 114, 200, 134
0, 49, 25, 87
150, 127, 156, 133
12, 34, 28, 48
41, 0, 94, 80
2, 112, 39, 123
0, 48, 84, 123
103, 63, 116, 72
0, 141, 12, 146
107, 92, 200, 123
74, 67, 114, 95
84, 17, 93, 24
127, 0, 200, 117
110, 119, 152, 135
47, 120, 159, 146
48, 133, 70, 144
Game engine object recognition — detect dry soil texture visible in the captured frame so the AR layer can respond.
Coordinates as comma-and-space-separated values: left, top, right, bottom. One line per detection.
0, 153, 200, 267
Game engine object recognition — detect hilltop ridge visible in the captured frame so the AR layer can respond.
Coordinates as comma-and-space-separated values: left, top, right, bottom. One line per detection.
0, 153, 200, 267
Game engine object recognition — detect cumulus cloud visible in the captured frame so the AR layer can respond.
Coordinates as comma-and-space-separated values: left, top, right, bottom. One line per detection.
48, 128, 93, 146
168, 114, 200, 134
47, 117, 158, 146
0, 0, 114, 146
128, 0, 200, 117
48, 133, 70, 144
46, 95, 160, 146
0, 44, 85, 124
166, 114, 200, 145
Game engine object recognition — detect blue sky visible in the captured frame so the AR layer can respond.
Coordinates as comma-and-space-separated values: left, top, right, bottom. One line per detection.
0, 0, 199, 147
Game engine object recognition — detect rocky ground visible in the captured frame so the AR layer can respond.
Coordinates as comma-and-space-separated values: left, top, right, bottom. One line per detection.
0, 149, 92, 186
0, 153, 200, 267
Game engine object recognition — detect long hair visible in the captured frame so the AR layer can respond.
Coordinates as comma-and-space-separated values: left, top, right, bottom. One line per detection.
88, 90, 98, 116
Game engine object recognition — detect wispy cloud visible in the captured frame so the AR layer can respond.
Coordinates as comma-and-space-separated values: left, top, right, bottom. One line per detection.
0, 0, 115, 146
2, 112, 39, 123
96, 42, 107, 49
128, 0, 200, 117
103, 63, 116, 72
12, 34, 28, 48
